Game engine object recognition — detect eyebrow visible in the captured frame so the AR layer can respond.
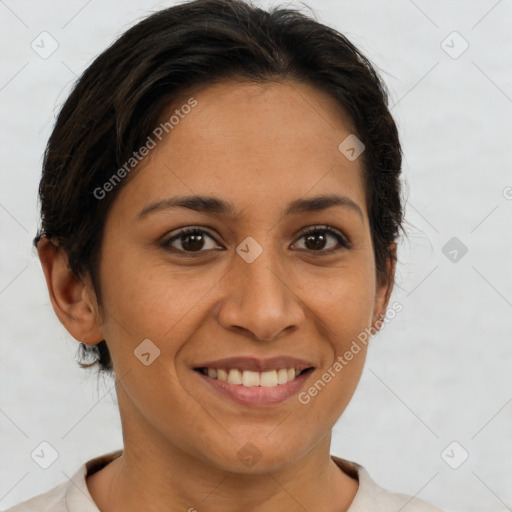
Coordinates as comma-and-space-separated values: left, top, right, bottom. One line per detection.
136, 193, 364, 222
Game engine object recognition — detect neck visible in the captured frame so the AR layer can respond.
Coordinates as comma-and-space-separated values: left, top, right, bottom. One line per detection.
86, 396, 358, 512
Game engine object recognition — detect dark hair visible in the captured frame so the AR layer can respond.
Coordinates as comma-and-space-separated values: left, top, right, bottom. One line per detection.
34, 0, 405, 375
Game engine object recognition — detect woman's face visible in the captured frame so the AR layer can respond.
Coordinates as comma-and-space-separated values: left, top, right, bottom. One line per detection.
94, 79, 393, 472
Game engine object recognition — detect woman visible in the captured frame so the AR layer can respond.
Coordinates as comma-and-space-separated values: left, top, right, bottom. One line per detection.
8, 0, 444, 510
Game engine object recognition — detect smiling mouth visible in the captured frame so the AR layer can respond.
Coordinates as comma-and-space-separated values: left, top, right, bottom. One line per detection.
194, 367, 314, 387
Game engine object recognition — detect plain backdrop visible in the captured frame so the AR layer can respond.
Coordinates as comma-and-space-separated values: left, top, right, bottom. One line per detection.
1, 1, 511, 511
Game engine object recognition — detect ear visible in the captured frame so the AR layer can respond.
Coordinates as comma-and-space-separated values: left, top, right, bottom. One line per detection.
37, 235, 104, 345
371, 242, 397, 332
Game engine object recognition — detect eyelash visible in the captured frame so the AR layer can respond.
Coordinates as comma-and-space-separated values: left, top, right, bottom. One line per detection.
159, 225, 350, 256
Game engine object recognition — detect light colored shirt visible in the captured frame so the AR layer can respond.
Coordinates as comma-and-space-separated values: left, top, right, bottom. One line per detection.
5, 449, 444, 511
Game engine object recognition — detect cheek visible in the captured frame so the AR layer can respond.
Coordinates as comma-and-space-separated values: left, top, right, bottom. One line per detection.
312, 347, 368, 436
98, 248, 225, 364
285, 259, 374, 415
304, 261, 376, 344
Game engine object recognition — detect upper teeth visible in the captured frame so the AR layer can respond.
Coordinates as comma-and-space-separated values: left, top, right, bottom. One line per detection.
201, 368, 303, 387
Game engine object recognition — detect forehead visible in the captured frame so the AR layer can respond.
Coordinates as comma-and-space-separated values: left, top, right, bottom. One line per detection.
114, 79, 367, 222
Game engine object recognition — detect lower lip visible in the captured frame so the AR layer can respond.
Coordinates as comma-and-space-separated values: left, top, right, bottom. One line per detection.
194, 369, 314, 407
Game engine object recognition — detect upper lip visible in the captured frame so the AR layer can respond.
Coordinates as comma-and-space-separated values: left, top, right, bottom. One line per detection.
194, 356, 315, 372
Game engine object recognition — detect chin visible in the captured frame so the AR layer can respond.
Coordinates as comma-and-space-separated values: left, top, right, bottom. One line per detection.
202, 434, 308, 474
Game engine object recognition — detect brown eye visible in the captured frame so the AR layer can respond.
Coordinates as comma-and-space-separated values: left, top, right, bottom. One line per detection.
160, 227, 220, 253
293, 226, 350, 254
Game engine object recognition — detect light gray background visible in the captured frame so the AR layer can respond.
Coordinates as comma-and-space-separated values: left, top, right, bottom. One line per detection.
1, 1, 511, 511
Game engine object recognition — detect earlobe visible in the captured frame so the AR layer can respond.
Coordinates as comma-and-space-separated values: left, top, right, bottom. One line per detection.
37, 235, 104, 345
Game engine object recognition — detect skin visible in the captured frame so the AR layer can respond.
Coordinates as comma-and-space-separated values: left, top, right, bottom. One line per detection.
38, 79, 395, 512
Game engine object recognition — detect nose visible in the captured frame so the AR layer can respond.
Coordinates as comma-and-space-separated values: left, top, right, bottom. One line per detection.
215, 241, 305, 342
